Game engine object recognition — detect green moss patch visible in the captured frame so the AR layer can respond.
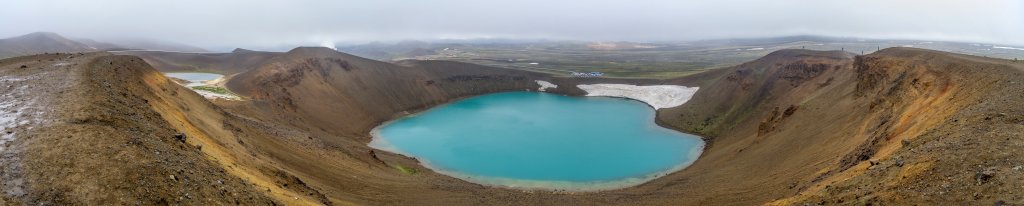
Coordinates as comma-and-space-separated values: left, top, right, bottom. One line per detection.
394, 165, 418, 175
191, 86, 232, 95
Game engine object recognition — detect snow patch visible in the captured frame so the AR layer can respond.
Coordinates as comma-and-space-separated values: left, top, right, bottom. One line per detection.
577, 84, 699, 109
535, 80, 557, 92
0, 77, 24, 82
0, 100, 20, 144
0, 83, 42, 150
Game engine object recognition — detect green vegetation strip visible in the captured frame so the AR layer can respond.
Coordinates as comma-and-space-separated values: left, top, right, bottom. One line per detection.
191, 86, 233, 95
394, 165, 418, 175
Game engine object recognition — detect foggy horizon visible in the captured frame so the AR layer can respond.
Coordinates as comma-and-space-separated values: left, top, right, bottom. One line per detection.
2, 0, 1022, 51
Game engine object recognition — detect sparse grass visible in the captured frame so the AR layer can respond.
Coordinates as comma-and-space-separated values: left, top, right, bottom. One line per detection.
191, 86, 232, 95
394, 165, 418, 175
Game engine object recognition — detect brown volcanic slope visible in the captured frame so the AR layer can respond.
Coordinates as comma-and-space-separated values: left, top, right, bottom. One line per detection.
0, 53, 279, 204
1, 47, 1022, 205
0, 32, 97, 59
658, 48, 1024, 205
227, 47, 554, 136
771, 48, 1024, 204
117, 48, 279, 75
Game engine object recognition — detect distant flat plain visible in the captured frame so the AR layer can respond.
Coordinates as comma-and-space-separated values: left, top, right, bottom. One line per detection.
341, 36, 1024, 79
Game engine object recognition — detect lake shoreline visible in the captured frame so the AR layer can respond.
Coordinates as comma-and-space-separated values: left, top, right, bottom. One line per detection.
368, 91, 705, 192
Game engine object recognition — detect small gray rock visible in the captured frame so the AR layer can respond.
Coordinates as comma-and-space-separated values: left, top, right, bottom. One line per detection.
975, 167, 997, 184
174, 133, 186, 142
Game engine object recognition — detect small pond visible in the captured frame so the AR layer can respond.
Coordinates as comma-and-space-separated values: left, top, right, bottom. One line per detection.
164, 72, 223, 87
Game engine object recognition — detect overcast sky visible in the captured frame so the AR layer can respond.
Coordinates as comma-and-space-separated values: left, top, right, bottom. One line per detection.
2, 0, 1022, 50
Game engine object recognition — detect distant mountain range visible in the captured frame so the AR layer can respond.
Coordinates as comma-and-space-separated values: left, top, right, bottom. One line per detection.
0, 32, 207, 59
0, 32, 97, 58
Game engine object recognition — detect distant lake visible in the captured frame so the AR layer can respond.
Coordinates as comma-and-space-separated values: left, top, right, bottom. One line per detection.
370, 92, 704, 191
164, 72, 222, 87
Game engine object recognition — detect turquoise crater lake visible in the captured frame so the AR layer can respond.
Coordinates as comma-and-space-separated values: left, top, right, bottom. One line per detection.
370, 92, 704, 191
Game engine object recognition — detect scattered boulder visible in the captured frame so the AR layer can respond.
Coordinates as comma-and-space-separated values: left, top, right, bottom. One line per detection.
369, 149, 384, 164
975, 167, 998, 184
20, 65, 27, 68
783, 105, 798, 117
174, 133, 187, 142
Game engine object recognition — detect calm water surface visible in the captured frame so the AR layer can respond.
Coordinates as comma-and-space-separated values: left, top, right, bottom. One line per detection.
370, 92, 704, 190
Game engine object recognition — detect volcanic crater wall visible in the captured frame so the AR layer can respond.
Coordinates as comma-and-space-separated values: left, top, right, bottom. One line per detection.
226, 47, 554, 137
10, 47, 1019, 205
658, 48, 1023, 205
212, 47, 1024, 205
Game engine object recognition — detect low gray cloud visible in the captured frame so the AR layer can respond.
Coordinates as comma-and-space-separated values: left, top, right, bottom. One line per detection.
2, 0, 1021, 50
